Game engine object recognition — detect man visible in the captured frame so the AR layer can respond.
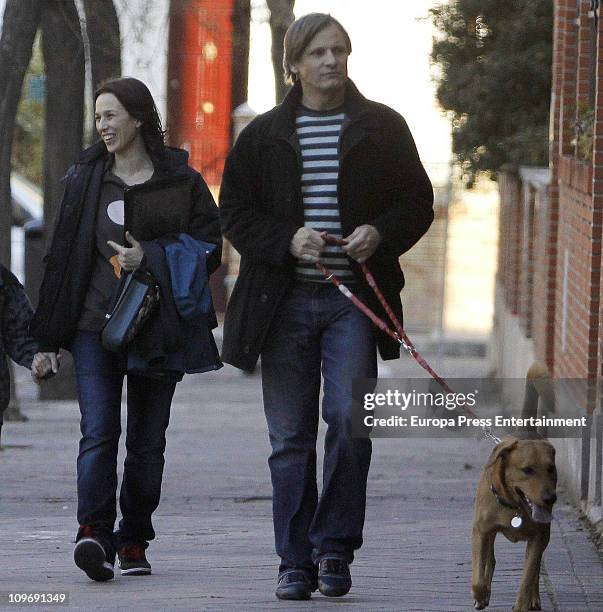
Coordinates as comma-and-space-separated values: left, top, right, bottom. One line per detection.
220, 13, 434, 600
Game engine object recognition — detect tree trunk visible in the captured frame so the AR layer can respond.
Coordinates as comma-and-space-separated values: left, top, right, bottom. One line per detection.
38, 0, 84, 401
40, 0, 85, 241
82, 0, 121, 141
266, 0, 295, 103
0, 0, 43, 269
82, 0, 121, 91
231, 0, 250, 113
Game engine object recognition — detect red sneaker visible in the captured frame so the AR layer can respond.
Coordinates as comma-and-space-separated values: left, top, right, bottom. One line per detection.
74, 526, 114, 582
117, 544, 152, 576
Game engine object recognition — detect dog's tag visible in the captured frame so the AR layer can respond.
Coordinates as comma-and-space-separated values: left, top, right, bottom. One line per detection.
511, 515, 522, 528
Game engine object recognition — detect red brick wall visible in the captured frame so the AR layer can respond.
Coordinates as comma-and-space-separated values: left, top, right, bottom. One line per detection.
497, 172, 522, 315
555, 157, 597, 379
593, 7, 603, 390
495, 2, 603, 381
558, 0, 578, 157
542, 1, 566, 372
552, 0, 601, 385
576, 0, 594, 109
532, 183, 555, 366
519, 184, 535, 337
498, 170, 551, 364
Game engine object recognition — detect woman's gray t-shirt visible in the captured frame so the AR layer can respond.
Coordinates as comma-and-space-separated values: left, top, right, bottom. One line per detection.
77, 170, 127, 332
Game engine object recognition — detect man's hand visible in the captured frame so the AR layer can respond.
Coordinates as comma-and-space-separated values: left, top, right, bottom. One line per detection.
31, 351, 60, 384
342, 225, 382, 263
290, 227, 325, 263
107, 231, 144, 272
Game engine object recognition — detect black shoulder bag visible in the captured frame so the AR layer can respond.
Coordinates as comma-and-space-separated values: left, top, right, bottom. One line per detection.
100, 270, 159, 352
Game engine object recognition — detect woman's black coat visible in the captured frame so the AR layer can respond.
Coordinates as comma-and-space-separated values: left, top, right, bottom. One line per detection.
30, 142, 222, 354
219, 80, 434, 371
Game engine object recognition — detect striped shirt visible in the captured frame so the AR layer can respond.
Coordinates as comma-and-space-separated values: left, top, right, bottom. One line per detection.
295, 105, 355, 282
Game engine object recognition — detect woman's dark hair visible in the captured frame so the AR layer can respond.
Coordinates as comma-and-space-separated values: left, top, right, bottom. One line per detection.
94, 77, 166, 161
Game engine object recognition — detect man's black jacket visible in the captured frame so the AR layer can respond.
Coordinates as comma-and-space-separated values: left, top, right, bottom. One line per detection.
219, 79, 434, 371
30, 142, 222, 353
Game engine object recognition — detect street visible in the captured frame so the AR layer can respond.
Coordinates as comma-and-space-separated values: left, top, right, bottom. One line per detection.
1, 342, 602, 611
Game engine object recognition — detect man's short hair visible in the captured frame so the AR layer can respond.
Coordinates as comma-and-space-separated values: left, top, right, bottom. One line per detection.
283, 13, 352, 86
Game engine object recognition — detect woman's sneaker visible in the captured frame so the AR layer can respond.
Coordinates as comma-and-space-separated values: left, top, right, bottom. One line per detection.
73, 527, 114, 582
117, 544, 152, 576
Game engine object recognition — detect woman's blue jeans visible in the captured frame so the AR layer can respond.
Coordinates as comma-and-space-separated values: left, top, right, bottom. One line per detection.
261, 282, 377, 575
71, 331, 176, 555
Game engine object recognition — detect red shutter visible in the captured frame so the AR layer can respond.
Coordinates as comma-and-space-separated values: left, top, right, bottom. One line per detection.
167, 0, 233, 189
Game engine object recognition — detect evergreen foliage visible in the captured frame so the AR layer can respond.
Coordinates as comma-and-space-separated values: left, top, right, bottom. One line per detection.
430, 0, 553, 185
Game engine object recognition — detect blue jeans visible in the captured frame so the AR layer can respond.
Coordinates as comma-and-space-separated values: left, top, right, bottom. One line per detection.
261, 282, 377, 574
71, 331, 176, 556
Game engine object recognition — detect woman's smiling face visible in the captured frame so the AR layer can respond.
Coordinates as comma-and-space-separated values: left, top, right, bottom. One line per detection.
95, 93, 141, 155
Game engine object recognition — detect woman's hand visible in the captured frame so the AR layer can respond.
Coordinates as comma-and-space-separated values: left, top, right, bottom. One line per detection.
31, 351, 60, 384
107, 231, 144, 272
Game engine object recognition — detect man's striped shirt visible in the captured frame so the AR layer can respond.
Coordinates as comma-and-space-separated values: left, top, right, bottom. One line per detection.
295, 105, 354, 282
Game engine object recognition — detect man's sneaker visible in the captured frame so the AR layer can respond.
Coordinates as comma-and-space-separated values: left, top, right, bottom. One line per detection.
117, 544, 152, 576
317, 557, 352, 597
73, 527, 114, 582
275, 570, 316, 600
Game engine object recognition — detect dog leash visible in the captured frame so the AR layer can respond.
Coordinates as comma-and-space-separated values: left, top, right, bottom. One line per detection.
316, 234, 502, 446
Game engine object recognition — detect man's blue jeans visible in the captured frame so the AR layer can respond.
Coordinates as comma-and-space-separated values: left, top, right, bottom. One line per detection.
71, 331, 176, 555
261, 282, 377, 575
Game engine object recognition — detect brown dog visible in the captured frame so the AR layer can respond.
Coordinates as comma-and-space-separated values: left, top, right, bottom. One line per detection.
471, 436, 557, 611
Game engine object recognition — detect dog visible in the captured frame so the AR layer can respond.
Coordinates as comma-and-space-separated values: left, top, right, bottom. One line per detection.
471, 434, 557, 611
472, 438, 557, 612
472, 361, 558, 611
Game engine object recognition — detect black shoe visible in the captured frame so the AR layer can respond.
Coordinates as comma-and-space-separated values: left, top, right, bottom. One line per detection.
317, 557, 352, 597
117, 544, 152, 576
73, 527, 114, 582
275, 570, 315, 600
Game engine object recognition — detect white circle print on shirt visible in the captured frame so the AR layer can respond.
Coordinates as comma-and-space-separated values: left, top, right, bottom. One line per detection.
107, 199, 125, 226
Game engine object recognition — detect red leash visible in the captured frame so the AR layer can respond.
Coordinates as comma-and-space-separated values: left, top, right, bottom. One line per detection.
316, 234, 500, 443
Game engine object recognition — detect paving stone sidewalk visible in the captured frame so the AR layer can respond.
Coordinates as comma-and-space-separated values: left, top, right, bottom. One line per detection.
1, 345, 602, 611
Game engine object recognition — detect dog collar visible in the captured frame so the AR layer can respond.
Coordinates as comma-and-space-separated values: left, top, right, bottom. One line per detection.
490, 485, 524, 528
490, 484, 517, 509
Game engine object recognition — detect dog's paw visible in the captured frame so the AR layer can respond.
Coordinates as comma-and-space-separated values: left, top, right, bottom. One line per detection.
512, 594, 541, 611
472, 585, 490, 609
528, 595, 541, 610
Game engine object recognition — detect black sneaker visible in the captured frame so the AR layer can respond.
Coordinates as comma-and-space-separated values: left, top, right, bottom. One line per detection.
73, 527, 114, 582
275, 570, 315, 600
117, 544, 152, 576
317, 557, 352, 597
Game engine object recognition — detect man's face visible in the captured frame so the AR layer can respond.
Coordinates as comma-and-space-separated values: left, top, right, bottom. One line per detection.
291, 24, 349, 99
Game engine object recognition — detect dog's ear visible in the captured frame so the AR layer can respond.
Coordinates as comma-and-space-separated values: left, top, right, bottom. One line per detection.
487, 439, 518, 499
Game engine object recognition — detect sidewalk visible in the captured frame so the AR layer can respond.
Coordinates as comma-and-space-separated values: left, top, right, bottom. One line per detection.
1, 341, 602, 611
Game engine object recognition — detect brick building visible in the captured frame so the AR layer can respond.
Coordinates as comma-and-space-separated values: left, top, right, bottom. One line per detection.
493, 0, 602, 526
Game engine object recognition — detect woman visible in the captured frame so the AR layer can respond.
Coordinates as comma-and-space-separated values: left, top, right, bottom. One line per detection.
30, 78, 222, 581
